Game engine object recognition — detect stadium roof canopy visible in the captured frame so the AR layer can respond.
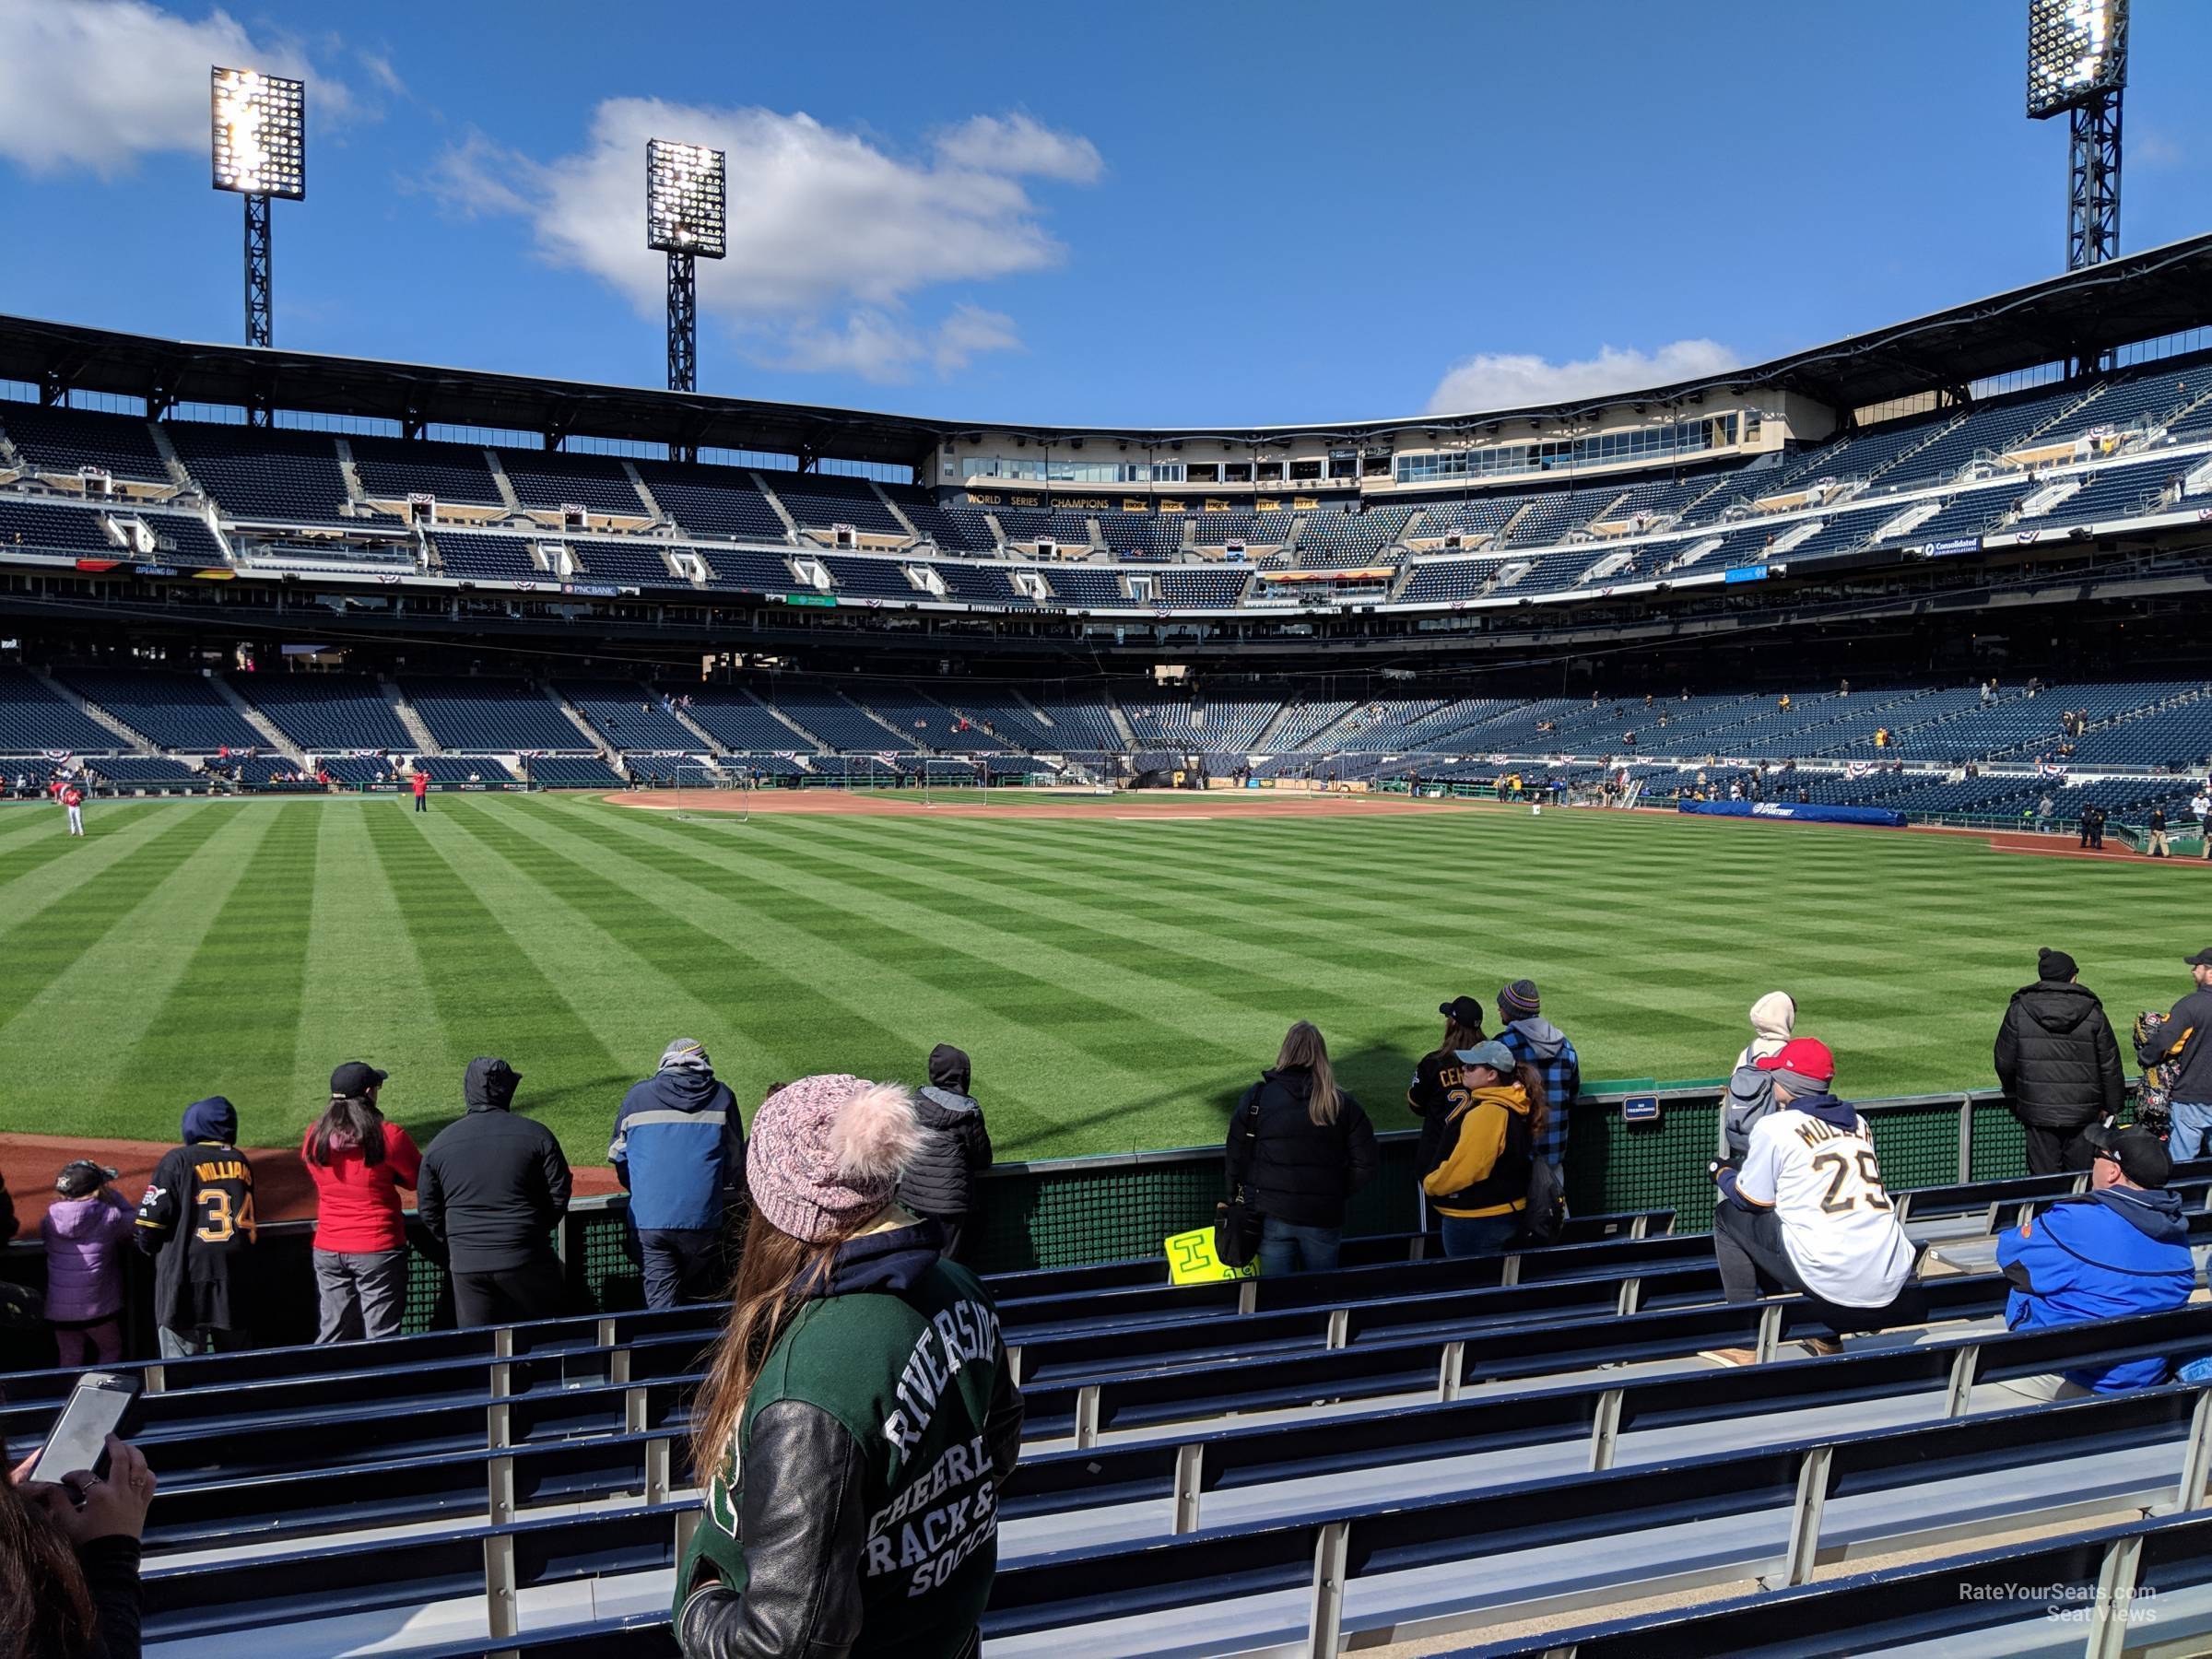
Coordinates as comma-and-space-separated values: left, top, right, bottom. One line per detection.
4, 231, 2211, 468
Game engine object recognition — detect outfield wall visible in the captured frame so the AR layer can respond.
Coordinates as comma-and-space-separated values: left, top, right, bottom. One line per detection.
0, 1082, 2045, 1359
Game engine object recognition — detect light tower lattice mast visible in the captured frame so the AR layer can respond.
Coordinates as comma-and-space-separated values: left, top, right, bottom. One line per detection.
646, 140, 727, 464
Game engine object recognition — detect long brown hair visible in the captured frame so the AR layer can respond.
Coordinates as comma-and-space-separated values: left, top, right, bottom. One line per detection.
688, 1205, 858, 1488
1432, 1017, 1484, 1061
308, 1093, 385, 1168
0, 1473, 95, 1659
1277, 1020, 1340, 1127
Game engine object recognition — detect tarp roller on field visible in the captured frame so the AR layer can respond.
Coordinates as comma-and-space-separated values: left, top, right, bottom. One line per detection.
1678, 799, 1908, 828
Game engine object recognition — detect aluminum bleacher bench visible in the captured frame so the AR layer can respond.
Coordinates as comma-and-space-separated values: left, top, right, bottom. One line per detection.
137, 1344, 2212, 1657
1447, 1505, 2212, 1658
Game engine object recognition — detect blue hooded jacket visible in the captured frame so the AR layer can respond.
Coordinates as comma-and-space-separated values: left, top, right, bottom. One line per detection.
181, 1095, 239, 1146
609, 1056, 744, 1232
1997, 1187, 2197, 1391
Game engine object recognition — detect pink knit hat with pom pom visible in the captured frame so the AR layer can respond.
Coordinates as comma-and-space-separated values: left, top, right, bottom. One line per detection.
747, 1074, 921, 1243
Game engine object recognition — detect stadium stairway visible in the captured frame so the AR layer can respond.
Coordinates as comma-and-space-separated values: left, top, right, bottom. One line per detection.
384, 680, 442, 755
206, 675, 307, 766
30, 666, 153, 753
543, 682, 618, 753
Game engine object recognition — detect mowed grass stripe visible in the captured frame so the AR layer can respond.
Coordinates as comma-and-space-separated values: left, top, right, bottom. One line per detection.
548, 798, 1266, 1072
107, 802, 322, 1118
0, 800, 189, 916
360, 802, 628, 1131
436, 796, 827, 1089
10, 807, 274, 1135
0, 805, 241, 1029
290, 803, 451, 1138
518, 799, 1250, 1149
697, 813, 1389, 1022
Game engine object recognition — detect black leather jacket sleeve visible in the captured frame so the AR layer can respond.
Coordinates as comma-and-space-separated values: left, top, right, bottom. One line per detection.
678, 1400, 869, 1659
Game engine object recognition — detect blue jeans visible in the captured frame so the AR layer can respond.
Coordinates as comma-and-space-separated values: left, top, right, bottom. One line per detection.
1257, 1218, 1340, 1277
1441, 1213, 1521, 1258
2171, 1101, 2212, 1162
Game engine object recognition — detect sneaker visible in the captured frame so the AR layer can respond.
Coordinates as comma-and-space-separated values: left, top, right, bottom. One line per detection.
1799, 1337, 1844, 1359
1700, 1347, 1759, 1368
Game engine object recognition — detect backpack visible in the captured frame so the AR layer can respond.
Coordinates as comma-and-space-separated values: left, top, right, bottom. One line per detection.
1722, 1063, 1780, 1161
2135, 1011, 2176, 1135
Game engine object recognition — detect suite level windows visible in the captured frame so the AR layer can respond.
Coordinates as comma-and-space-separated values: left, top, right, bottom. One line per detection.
1394, 412, 1739, 485
964, 457, 1186, 485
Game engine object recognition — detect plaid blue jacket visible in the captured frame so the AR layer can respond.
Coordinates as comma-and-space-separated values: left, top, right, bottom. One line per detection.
1497, 1021, 1581, 1166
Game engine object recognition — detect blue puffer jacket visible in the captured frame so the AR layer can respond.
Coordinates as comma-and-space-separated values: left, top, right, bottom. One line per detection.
1997, 1187, 2197, 1391
609, 1065, 745, 1232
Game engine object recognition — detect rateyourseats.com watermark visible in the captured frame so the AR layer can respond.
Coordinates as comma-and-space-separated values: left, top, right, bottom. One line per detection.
1959, 1583, 2157, 1623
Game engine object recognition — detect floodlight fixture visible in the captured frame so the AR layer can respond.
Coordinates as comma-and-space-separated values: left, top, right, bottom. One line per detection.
647, 139, 726, 453
210, 66, 305, 197
2026, 0, 2126, 119
646, 139, 727, 259
2025, 0, 2128, 271
210, 65, 305, 365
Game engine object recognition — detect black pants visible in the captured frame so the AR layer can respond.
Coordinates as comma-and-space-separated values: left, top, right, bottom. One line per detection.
635, 1228, 726, 1310
414, 792, 429, 812
1711, 1202, 1926, 1334
2022, 1121, 2098, 1177
451, 1255, 564, 1328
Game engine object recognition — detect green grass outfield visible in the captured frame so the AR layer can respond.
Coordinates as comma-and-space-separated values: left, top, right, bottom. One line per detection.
0, 790, 2195, 1165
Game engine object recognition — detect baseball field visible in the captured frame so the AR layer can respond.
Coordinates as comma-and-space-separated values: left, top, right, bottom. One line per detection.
0, 787, 2196, 1171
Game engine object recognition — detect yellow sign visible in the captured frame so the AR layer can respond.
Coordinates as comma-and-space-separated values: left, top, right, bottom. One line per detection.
1158, 499, 1185, 513
1164, 1225, 1256, 1283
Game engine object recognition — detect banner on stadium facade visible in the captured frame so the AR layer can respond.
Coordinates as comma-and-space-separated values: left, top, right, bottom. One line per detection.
1924, 537, 1981, 558
1678, 799, 1906, 829
1724, 566, 1769, 583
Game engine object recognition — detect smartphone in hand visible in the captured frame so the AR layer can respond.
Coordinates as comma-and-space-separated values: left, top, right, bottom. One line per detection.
28, 1371, 139, 1486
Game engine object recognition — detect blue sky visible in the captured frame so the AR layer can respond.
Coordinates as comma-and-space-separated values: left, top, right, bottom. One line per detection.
1, 0, 2206, 430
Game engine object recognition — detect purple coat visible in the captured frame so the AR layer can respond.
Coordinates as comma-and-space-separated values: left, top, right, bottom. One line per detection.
41, 1189, 134, 1324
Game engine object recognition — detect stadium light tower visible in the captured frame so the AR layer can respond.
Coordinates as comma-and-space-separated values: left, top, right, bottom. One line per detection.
210, 66, 305, 379
2026, 0, 2127, 270
646, 139, 726, 463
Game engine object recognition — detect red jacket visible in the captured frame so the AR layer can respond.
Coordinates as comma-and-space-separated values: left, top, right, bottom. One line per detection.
412, 771, 429, 796
302, 1120, 422, 1253
62, 787, 83, 808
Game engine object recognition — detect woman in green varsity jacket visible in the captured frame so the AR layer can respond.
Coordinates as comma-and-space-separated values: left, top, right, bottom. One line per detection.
677, 1074, 1024, 1659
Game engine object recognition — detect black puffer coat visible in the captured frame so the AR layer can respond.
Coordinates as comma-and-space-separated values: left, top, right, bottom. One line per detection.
1994, 979, 2125, 1130
900, 1087, 993, 1222
1224, 1067, 1380, 1230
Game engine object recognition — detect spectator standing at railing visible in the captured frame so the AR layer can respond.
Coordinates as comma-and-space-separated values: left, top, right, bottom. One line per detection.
5, 1431, 154, 1659
41, 1162, 134, 1367
302, 1063, 422, 1343
676, 1074, 1022, 1659
1991, 1125, 2195, 1403
1421, 1040, 1543, 1256
418, 1059, 571, 1327
2140, 950, 2212, 1160
1494, 980, 1580, 1241
1410, 996, 1490, 1172
610, 1040, 747, 1307
899, 1044, 993, 1263
1994, 949, 2124, 1176
1223, 1021, 1378, 1276
134, 1097, 256, 1359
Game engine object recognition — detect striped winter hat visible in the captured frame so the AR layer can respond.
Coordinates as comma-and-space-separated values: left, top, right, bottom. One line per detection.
1498, 979, 1542, 1018
747, 1074, 922, 1243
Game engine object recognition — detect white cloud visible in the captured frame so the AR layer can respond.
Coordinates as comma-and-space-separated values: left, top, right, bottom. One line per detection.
932, 113, 1102, 183
0, 0, 362, 178
2136, 132, 2183, 168
423, 97, 1098, 382
1427, 338, 1741, 415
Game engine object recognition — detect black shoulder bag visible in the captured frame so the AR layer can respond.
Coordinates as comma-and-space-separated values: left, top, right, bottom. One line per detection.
1215, 1090, 1266, 1268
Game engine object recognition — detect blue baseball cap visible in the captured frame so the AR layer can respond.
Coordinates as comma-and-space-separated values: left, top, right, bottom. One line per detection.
1457, 1040, 1517, 1076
